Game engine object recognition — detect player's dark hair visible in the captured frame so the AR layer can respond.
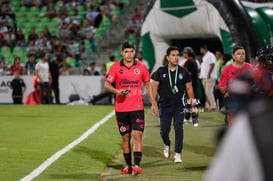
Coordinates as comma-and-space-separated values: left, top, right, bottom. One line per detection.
200, 44, 208, 51
121, 41, 135, 50
233, 45, 245, 54
109, 55, 115, 61
166, 46, 179, 56
223, 54, 232, 64
188, 51, 195, 58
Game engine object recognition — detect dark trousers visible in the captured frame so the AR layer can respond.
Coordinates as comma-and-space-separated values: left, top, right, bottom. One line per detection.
159, 105, 184, 153
12, 95, 22, 104
51, 85, 60, 104
39, 82, 52, 104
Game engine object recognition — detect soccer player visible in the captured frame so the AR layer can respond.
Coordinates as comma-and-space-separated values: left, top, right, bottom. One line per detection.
104, 41, 157, 175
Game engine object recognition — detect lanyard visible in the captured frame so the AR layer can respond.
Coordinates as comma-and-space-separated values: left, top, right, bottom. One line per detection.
168, 65, 178, 88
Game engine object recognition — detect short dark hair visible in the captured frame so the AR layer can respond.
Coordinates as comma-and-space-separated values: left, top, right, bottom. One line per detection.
233, 45, 245, 54
222, 54, 232, 64
166, 46, 179, 56
121, 41, 135, 50
40, 52, 46, 58
200, 44, 208, 50
109, 55, 115, 61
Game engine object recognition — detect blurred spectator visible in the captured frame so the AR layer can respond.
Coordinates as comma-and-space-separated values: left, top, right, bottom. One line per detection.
24, 54, 37, 75
57, 1, 69, 17
49, 56, 62, 104
0, 55, 10, 75
59, 58, 72, 75
10, 57, 23, 75
15, 30, 26, 48
35, 31, 45, 47
136, 51, 149, 69
42, 27, 52, 41
106, 55, 116, 73
57, 22, 70, 40
26, 40, 38, 56
101, 0, 115, 21
83, 68, 90, 75
218, 46, 252, 125
101, 63, 106, 75
0, 15, 12, 27
4, 30, 16, 50
138, 3, 145, 15
58, 13, 71, 28
0, 60, 5, 75
67, 37, 83, 67
69, 20, 81, 40
27, 27, 39, 43
21, 0, 35, 8
113, 0, 124, 12
124, 8, 142, 38
81, 19, 96, 51
53, 39, 68, 59
1, 0, 15, 20
10, 71, 26, 104
35, 52, 52, 104
0, 32, 5, 48
45, 2, 57, 19
86, 5, 102, 28
8, 23, 19, 35
70, 8, 83, 28
0, 22, 8, 48
24, 75, 40, 105
200, 44, 217, 111
88, 61, 100, 75
37, 39, 52, 55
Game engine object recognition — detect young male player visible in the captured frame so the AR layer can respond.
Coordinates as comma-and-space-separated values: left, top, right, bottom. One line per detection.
104, 41, 157, 175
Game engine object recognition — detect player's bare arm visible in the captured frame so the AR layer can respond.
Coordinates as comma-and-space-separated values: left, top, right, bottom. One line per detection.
104, 81, 126, 96
145, 81, 158, 116
186, 81, 198, 113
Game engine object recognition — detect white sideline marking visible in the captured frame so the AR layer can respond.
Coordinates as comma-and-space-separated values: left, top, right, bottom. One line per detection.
20, 110, 115, 181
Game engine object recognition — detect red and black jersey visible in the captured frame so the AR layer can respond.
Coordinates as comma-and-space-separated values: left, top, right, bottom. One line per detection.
218, 62, 252, 90
105, 59, 150, 112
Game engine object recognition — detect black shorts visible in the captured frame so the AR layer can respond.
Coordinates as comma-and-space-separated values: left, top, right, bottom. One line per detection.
115, 110, 145, 135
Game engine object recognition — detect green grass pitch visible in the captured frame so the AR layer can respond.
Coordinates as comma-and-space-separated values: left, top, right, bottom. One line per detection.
0, 105, 224, 181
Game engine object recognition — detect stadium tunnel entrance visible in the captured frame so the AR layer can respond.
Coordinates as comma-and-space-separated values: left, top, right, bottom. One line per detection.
171, 37, 223, 59
140, 0, 273, 72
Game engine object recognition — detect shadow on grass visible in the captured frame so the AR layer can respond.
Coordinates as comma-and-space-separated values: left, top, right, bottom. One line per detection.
199, 124, 225, 128
73, 146, 112, 164
48, 173, 98, 180
179, 165, 208, 171
184, 144, 216, 157
143, 145, 162, 157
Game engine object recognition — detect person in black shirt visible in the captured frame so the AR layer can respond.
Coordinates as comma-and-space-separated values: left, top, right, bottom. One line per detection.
49, 56, 62, 104
152, 46, 197, 163
182, 47, 199, 126
10, 71, 26, 104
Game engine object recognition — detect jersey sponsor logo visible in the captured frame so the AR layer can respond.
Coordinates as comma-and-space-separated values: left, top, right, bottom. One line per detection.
119, 69, 123, 74
120, 126, 126, 132
106, 75, 114, 81
119, 79, 139, 87
136, 119, 144, 123
134, 68, 140, 75
162, 74, 167, 78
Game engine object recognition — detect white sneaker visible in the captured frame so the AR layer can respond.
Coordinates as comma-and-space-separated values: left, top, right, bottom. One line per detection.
184, 119, 191, 125
193, 123, 199, 127
163, 145, 170, 158
174, 153, 182, 163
